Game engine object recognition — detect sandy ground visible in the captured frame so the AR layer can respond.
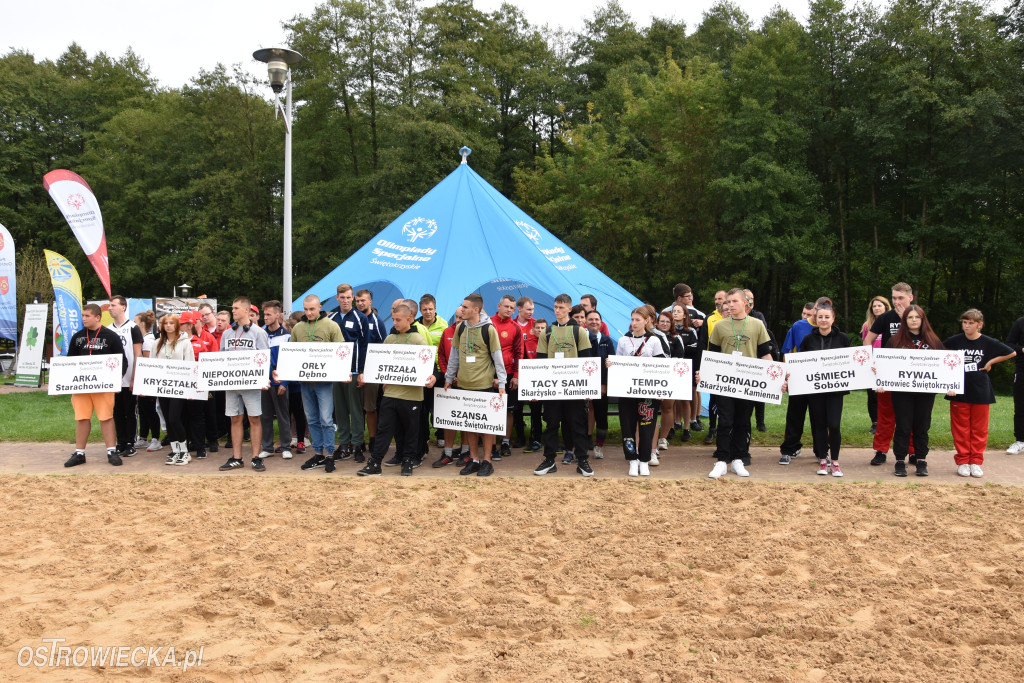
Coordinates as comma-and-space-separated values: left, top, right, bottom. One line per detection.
2, 443, 1024, 681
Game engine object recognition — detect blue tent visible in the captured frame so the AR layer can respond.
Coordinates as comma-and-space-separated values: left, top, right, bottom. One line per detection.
293, 156, 642, 337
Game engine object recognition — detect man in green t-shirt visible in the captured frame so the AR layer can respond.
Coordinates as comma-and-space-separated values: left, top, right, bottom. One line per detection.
698, 288, 774, 479
357, 302, 437, 477
443, 293, 507, 477
533, 293, 595, 478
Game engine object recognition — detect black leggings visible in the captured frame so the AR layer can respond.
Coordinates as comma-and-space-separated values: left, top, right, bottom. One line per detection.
619, 397, 659, 462
808, 393, 844, 460
158, 397, 187, 442
891, 392, 935, 461
867, 389, 878, 423
137, 396, 160, 440
290, 390, 308, 442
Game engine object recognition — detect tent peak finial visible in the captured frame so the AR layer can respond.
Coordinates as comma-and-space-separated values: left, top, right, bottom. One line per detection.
459, 146, 472, 165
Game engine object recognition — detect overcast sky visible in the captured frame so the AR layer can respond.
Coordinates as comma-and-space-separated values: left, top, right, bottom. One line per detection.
2, 1, 814, 89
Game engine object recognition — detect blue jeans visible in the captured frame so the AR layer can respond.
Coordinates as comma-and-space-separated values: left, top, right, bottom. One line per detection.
301, 382, 335, 454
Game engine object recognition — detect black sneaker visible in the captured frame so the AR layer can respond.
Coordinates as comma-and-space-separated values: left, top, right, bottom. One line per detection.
703, 429, 716, 445
401, 461, 414, 476
324, 456, 336, 473
562, 451, 575, 465
357, 460, 382, 476
870, 451, 887, 466
207, 440, 219, 453
477, 460, 494, 477
500, 441, 511, 458
384, 455, 402, 467
300, 454, 326, 470
120, 445, 137, 457
219, 457, 244, 471
334, 445, 351, 461
459, 460, 481, 475
666, 427, 676, 441
243, 432, 250, 443
64, 452, 86, 468
576, 458, 594, 478
757, 422, 768, 432
411, 456, 423, 469
692, 419, 704, 432
908, 454, 918, 465
915, 460, 928, 477
251, 457, 266, 472
778, 453, 791, 466
534, 458, 557, 476
681, 429, 691, 442
195, 448, 207, 460
523, 441, 542, 453
223, 439, 233, 449
869, 422, 877, 435
107, 450, 123, 466
354, 444, 366, 463
894, 460, 907, 477
432, 453, 456, 468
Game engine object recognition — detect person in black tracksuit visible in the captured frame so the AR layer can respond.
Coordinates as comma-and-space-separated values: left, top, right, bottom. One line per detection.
585, 310, 616, 457
795, 305, 850, 477
1005, 315, 1024, 453
883, 305, 944, 477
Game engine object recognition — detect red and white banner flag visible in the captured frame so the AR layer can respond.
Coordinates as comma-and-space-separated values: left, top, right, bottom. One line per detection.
42, 169, 111, 297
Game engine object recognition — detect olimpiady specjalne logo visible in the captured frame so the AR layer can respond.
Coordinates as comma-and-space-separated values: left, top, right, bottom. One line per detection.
766, 363, 784, 381
852, 349, 871, 366
336, 345, 350, 360
418, 348, 433, 363
401, 217, 438, 242
943, 353, 962, 370
582, 360, 598, 376
515, 220, 541, 244
489, 395, 504, 412
254, 352, 268, 367
66, 193, 86, 211
673, 361, 689, 377
105, 357, 120, 371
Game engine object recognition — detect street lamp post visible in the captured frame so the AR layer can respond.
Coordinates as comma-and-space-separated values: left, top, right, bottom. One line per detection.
253, 47, 303, 315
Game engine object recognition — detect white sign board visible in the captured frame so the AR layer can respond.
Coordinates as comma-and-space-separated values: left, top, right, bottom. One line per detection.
48, 355, 123, 395
433, 387, 507, 435
14, 304, 49, 386
873, 348, 965, 394
518, 358, 601, 400
133, 358, 208, 400
607, 356, 693, 400
363, 344, 437, 385
198, 350, 270, 391
785, 347, 875, 395
275, 342, 354, 382
697, 351, 785, 405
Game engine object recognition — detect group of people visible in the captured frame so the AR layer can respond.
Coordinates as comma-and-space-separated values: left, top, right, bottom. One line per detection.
62, 281, 1023, 481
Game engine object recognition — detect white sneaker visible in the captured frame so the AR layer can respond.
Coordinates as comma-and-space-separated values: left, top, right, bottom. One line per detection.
709, 461, 728, 479
173, 452, 191, 466
970, 464, 984, 478
1007, 441, 1024, 454
258, 450, 275, 459
628, 460, 639, 477
437, 439, 445, 449
282, 450, 293, 460
594, 445, 604, 459
164, 452, 176, 465
147, 438, 163, 452
134, 437, 148, 448
638, 461, 651, 476
657, 437, 669, 451
957, 464, 971, 477
730, 459, 750, 477
649, 452, 660, 466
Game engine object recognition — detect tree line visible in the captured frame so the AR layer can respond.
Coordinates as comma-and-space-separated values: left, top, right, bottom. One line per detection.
1, 0, 1022, 345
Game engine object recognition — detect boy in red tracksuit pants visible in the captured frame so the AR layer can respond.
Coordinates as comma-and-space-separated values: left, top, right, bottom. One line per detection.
943, 309, 1015, 478
864, 282, 914, 466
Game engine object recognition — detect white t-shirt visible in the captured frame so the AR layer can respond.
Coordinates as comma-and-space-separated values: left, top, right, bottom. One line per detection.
108, 319, 143, 387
